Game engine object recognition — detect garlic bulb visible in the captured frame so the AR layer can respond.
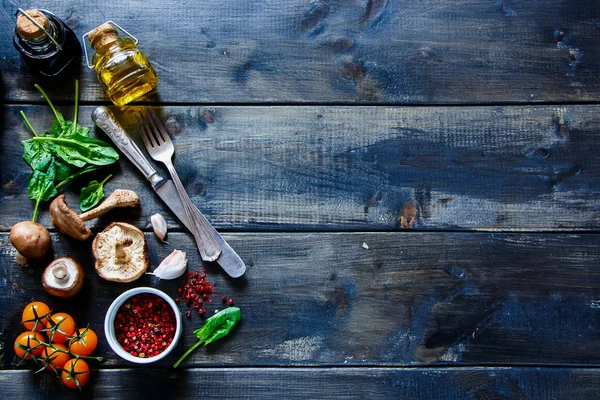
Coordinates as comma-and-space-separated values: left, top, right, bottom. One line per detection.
150, 213, 168, 242
147, 249, 187, 280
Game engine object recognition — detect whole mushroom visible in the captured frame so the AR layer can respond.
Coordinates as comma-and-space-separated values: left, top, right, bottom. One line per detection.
9, 221, 52, 260
50, 189, 140, 240
42, 257, 84, 298
92, 222, 149, 282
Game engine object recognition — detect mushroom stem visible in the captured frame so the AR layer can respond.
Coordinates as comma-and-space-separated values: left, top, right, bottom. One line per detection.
50, 190, 140, 241
115, 238, 133, 261
79, 189, 140, 222
52, 262, 68, 280
115, 243, 127, 259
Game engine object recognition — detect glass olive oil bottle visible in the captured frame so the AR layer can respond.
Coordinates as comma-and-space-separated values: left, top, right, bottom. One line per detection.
85, 23, 158, 106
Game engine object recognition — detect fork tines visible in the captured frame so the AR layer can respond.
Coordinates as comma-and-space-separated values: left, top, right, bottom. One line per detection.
135, 108, 171, 149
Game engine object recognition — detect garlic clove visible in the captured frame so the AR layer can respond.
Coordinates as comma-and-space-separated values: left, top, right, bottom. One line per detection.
150, 213, 168, 242
147, 249, 187, 280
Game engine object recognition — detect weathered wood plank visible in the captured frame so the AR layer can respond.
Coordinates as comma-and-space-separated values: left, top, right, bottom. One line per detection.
1, 367, 600, 399
1, 0, 599, 104
2, 105, 600, 231
1, 232, 599, 368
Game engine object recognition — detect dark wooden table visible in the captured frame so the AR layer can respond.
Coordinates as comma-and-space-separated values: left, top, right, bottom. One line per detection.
1, 1, 600, 398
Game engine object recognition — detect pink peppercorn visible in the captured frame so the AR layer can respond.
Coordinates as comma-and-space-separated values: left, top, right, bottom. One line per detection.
114, 293, 176, 358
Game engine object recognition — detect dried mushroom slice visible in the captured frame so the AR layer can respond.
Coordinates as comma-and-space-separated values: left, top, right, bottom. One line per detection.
92, 222, 148, 282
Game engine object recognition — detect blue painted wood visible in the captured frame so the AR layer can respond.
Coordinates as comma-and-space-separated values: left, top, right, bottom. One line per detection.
0, 0, 599, 104
1, 232, 599, 368
2, 104, 600, 231
0, 367, 599, 399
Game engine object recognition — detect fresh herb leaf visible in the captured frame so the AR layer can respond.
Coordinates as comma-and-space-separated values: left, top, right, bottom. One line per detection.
19, 80, 119, 222
33, 134, 119, 167
21, 140, 53, 171
53, 158, 79, 182
27, 161, 57, 202
79, 174, 112, 212
173, 308, 241, 368
194, 307, 241, 345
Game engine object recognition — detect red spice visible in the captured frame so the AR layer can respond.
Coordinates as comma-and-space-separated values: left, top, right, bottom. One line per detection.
176, 268, 237, 319
177, 268, 216, 317
114, 293, 176, 358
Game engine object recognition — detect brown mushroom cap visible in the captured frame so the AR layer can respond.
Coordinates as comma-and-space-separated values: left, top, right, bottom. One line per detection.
42, 257, 84, 298
9, 221, 52, 259
92, 222, 148, 282
49, 195, 91, 241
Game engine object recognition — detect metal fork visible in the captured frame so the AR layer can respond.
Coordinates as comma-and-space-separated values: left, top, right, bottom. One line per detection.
135, 108, 221, 262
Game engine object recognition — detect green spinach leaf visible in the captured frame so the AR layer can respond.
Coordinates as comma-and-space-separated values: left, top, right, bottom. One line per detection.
34, 134, 119, 167
194, 307, 241, 345
27, 161, 57, 202
19, 80, 119, 222
173, 307, 241, 368
79, 174, 112, 212
21, 139, 53, 171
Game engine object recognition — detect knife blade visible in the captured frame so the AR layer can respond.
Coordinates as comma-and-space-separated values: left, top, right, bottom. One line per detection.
91, 106, 246, 278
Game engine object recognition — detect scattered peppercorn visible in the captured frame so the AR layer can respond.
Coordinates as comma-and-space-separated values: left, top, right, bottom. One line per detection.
176, 269, 237, 320
177, 268, 217, 317
114, 293, 176, 358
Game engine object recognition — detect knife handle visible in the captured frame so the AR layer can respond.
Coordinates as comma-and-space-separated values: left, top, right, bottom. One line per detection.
92, 106, 161, 186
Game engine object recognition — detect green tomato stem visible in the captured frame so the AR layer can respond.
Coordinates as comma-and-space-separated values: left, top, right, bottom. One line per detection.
20, 111, 39, 137
173, 339, 204, 369
75, 355, 104, 361
34, 84, 62, 125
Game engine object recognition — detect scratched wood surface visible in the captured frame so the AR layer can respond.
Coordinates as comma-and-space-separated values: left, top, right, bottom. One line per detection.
2, 0, 600, 398
2, 232, 599, 368
1, 368, 599, 399
1, 0, 600, 104
2, 104, 600, 232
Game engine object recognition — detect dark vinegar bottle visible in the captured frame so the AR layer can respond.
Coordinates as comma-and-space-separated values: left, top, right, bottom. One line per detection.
13, 9, 81, 77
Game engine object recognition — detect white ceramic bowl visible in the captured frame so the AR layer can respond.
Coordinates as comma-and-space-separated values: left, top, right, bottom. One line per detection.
104, 287, 182, 364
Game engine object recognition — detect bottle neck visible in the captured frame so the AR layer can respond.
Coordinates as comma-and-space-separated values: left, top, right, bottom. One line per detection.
15, 14, 65, 56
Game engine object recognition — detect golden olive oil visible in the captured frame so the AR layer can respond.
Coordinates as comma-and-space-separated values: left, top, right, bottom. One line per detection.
86, 23, 157, 106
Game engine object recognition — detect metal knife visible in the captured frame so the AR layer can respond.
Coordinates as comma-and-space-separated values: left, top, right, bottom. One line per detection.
91, 106, 246, 278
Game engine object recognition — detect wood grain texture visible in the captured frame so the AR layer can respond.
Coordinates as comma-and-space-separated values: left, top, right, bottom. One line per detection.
1, 232, 599, 368
1, 367, 600, 399
2, 105, 600, 231
1, 0, 599, 104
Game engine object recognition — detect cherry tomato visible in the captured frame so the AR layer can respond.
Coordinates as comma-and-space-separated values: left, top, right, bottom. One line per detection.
14, 331, 45, 360
44, 312, 76, 343
21, 301, 51, 332
61, 358, 90, 389
41, 344, 70, 371
69, 328, 98, 357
